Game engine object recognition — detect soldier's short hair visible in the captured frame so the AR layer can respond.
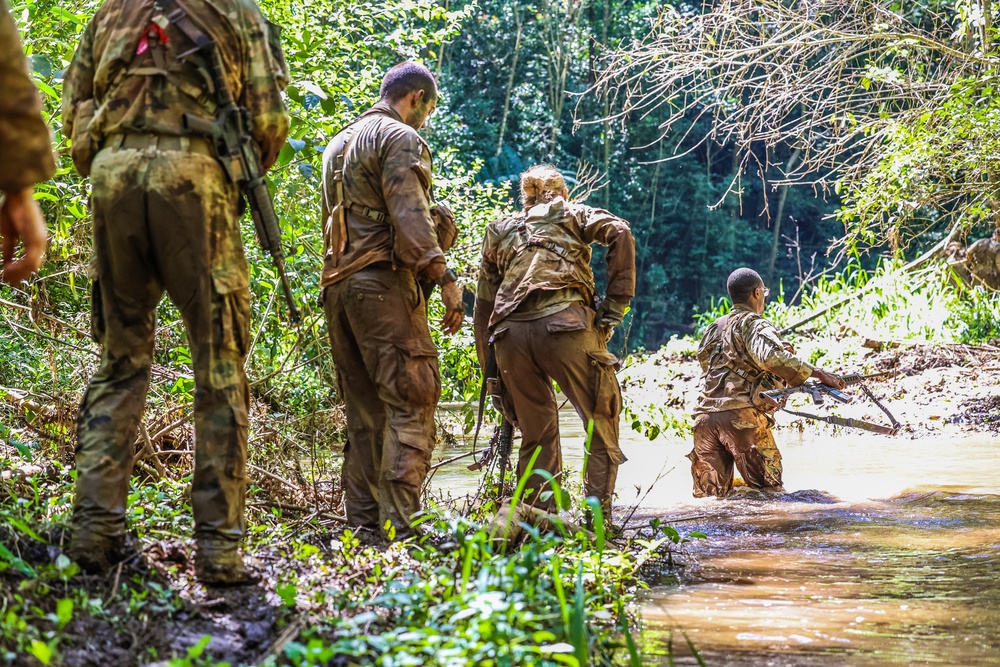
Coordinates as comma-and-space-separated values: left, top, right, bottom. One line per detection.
520, 165, 566, 208
380, 62, 437, 103
727, 267, 764, 303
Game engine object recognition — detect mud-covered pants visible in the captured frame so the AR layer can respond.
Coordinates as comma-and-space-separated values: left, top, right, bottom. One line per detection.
73, 143, 250, 550
323, 265, 440, 537
688, 408, 783, 497
493, 305, 624, 514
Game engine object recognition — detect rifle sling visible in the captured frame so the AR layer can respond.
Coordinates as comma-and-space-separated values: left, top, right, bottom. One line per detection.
781, 407, 899, 435
158, 0, 224, 115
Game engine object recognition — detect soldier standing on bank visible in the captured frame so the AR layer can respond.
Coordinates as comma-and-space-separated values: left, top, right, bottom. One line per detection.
474, 165, 635, 517
690, 268, 845, 497
63, 0, 289, 583
0, 0, 53, 286
320, 62, 464, 541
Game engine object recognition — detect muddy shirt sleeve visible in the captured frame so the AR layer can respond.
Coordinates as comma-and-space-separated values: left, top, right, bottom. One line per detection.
473, 223, 502, 366
743, 319, 813, 385
576, 205, 636, 301
239, 6, 289, 172
0, 2, 55, 192
381, 128, 445, 281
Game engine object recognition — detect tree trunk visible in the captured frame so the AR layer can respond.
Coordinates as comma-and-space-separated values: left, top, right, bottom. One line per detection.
496, 5, 523, 157
766, 147, 802, 285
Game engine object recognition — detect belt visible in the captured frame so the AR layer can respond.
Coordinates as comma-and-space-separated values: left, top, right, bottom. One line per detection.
103, 133, 215, 156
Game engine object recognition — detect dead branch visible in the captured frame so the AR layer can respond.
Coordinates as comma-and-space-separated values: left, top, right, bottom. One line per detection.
592, 0, 995, 245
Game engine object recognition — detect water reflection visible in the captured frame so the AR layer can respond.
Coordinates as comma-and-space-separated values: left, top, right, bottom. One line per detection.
430, 409, 1000, 666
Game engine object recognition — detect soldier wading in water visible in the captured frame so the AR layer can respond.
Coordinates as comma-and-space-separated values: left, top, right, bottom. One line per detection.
690, 268, 845, 497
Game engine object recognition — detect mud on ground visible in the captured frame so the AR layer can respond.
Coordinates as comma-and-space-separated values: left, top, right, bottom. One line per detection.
621, 341, 1000, 436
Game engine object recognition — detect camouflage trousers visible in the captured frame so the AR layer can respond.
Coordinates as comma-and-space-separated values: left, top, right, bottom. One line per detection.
73, 143, 250, 549
323, 265, 440, 537
493, 305, 624, 514
688, 408, 783, 497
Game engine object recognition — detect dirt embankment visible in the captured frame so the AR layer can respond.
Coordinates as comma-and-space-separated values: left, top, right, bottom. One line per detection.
621, 341, 1000, 436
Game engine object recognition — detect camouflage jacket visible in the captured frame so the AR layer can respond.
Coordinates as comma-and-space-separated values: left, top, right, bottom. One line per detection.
694, 304, 813, 414
319, 101, 444, 288
477, 197, 635, 329
0, 0, 55, 191
62, 0, 289, 172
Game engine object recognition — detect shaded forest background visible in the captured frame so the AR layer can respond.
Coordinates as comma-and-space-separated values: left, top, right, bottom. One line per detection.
7, 0, 1000, 421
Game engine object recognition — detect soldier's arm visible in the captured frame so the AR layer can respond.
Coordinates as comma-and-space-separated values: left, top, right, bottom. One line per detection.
0, 3, 55, 192
240, 6, 290, 172
381, 128, 446, 283
578, 205, 636, 301
745, 319, 813, 385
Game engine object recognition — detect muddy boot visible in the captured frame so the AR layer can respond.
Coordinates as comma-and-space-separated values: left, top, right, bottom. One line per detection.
354, 526, 389, 549
66, 531, 128, 574
194, 541, 255, 586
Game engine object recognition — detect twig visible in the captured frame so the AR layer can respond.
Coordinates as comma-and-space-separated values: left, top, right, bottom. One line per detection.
429, 448, 488, 471
254, 617, 305, 666
247, 463, 301, 493
134, 422, 166, 479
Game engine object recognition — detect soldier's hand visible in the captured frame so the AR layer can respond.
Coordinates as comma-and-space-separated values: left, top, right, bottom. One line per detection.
594, 297, 628, 329
0, 188, 48, 287
440, 281, 464, 335
814, 368, 846, 389
782, 341, 796, 354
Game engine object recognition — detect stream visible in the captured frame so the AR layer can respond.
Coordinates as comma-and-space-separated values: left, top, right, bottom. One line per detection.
429, 409, 1000, 665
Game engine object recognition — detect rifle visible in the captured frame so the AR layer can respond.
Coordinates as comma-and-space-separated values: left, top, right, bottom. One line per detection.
467, 328, 517, 497
762, 371, 901, 435
166, 7, 300, 324
761, 372, 890, 404
468, 420, 513, 476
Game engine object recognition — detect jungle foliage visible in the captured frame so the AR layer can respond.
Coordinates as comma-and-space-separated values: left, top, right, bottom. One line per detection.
5, 0, 1000, 663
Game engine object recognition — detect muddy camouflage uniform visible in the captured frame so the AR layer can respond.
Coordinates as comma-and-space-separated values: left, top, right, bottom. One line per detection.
475, 197, 635, 514
0, 0, 56, 191
320, 101, 447, 537
690, 304, 813, 497
62, 0, 289, 570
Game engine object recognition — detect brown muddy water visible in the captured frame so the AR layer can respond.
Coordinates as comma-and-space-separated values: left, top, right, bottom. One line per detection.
429, 409, 1000, 666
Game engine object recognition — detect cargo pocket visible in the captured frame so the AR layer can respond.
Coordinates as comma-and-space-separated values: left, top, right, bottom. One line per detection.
588, 349, 621, 417
394, 336, 440, 407
212, 269, 250, 358
546, 305, 590, 333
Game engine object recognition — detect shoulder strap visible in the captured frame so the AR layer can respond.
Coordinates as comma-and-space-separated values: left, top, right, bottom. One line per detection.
152, 0, 221, 114
331, 119, 388, 224
719, 311, 772, 382
513, 200, 583, 261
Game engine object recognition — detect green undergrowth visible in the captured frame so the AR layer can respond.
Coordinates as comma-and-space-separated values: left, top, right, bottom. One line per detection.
0, 441, 686, 667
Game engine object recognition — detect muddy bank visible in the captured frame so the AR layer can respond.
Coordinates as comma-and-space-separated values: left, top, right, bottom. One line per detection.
621, 341, 1000, 436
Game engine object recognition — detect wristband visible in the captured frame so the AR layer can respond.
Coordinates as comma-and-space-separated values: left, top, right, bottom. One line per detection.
437, 268, 458, 286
